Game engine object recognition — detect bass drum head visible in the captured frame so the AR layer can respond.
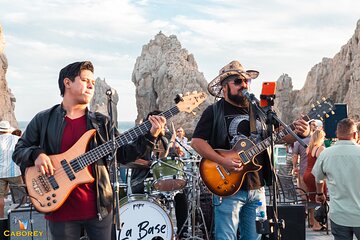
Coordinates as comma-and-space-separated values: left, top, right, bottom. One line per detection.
119, 194, 173, 240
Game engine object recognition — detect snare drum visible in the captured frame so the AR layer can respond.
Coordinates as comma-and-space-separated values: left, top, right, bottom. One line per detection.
119, 194, 173, 240
151, 157, 187, 192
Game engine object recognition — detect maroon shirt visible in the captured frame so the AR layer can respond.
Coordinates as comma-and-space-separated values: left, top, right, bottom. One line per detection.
45, 115, 97, 221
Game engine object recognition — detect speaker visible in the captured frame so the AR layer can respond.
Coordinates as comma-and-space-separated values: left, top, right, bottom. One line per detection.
7, 207, 48, 239
324, 103, 348, 138
265, 205, 305, 240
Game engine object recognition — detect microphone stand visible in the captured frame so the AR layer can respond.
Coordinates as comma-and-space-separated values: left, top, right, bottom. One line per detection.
106, 89, 121, 237
242, 90, 307, 240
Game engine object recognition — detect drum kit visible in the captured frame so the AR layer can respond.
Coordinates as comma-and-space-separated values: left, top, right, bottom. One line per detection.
117, 153, 212, 240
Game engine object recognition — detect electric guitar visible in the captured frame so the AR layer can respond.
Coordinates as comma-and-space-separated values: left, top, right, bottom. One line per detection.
200, 98, 335, 196
25, 92, 207, 213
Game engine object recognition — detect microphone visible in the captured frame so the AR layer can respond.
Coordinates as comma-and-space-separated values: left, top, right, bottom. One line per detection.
241, 89, 259, 105
106, 88, 115, 96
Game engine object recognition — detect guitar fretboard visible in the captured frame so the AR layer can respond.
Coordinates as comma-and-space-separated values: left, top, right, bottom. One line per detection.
240, 115, 311, 163
69, 106, 180, 171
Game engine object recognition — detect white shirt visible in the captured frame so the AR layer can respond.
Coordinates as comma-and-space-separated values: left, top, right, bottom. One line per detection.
0, 133, 21, 178
312, 140, 360, 227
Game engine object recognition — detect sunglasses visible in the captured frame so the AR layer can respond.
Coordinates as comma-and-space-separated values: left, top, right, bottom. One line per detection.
229, 78, 249, 86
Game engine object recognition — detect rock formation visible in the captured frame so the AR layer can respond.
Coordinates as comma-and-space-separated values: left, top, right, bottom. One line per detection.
0, 24, 18, 128
132, 32, 213, 136
275, 19, 360, 123
90, 78, 119, 123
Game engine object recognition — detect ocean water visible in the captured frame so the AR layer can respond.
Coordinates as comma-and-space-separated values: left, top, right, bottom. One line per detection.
18, 121, 135, 133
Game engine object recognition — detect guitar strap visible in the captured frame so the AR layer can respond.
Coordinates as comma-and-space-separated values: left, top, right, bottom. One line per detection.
249, 105, 257, 135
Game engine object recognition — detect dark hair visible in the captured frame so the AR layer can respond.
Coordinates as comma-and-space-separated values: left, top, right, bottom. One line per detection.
58, 61, 94, 97
11, 129, 22, 136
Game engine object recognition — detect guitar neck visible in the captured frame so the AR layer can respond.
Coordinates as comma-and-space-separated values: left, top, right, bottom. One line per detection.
70, 106, 180, 171
243, 115, 310, 161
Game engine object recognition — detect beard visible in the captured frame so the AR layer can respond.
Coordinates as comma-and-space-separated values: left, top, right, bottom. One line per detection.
227, 87, 249, 107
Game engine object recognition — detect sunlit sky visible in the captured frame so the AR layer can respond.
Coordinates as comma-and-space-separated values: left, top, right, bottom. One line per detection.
1, 0, 359, 121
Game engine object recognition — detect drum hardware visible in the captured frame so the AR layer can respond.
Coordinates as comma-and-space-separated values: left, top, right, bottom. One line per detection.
178, 156, 210, 240
151, 157, 196, 192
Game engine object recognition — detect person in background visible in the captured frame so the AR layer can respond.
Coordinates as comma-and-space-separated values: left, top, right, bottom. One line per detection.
292, 120, 318, 192
303, 129, 327, 230
12, 61, 166, 240
356, 121, 360, 144
175, 127, 191, 158
131, 111, 189, 239
0, 120, 23, 218
191, 60, 310, 239
312, 118, 360, 239
11, 129, 22, 137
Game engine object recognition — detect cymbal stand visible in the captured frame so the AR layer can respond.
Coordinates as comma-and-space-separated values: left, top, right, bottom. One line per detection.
179, 157, 209, 240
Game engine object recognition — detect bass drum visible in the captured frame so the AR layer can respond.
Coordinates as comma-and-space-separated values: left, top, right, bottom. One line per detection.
119, 194, 173, 240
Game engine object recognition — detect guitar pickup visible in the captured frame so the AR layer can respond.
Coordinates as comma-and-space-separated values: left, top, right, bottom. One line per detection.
61, 160, 76, 181
216, 165, 226, 179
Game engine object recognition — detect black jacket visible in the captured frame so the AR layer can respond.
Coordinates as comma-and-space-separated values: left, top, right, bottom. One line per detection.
13, 104, 155, 219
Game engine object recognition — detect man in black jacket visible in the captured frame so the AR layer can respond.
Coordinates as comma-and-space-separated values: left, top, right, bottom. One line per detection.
13, 61, 166, 240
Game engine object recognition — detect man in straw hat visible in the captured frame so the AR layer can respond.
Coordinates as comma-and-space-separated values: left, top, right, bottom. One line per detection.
0, 120, 22, 218
191, 60, 310, 239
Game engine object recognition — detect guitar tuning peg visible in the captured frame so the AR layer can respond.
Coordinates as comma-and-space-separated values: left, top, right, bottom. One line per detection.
178, 93, 183, 98
320, 117, 324, 121
192, 90, 198, 94
311, 104, 315, 108
325, 113, 329, 118
322, 97, 326, 101
191, 111, 197, 116
331, 111, 335, 115
316, 101, 320, 105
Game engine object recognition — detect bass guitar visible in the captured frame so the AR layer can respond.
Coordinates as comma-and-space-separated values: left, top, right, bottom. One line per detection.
25, 92, 207, 213
200, 98, 335, 196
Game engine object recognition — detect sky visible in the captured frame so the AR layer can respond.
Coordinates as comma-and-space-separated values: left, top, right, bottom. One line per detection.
0, 0, 359, 121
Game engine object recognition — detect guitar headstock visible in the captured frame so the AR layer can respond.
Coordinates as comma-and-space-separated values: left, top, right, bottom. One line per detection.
306, 97, 336, 121
175, 91, 207, 114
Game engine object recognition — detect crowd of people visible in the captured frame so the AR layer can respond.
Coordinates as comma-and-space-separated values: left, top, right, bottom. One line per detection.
0, 59, 359, 240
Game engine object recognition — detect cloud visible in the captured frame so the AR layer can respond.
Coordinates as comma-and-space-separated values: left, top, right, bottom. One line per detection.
0, 0, 359, 121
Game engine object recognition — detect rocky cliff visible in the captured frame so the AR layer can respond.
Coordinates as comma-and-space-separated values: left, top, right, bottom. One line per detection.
132, 32, 213, 136
90, 78, 119, 123
0, 24, 18, 128
275, 20, 360, 123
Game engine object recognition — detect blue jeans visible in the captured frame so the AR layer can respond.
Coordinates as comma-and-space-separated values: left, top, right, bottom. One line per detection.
331, 219, 360, 240
213, 187, 266, 240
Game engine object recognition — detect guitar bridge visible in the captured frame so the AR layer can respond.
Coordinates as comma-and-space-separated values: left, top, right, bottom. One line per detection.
32, 178, 45, 196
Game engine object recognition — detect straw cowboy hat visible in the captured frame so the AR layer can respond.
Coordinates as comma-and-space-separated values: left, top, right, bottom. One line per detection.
0, 120, 14, 133
207, 60, 259, 97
